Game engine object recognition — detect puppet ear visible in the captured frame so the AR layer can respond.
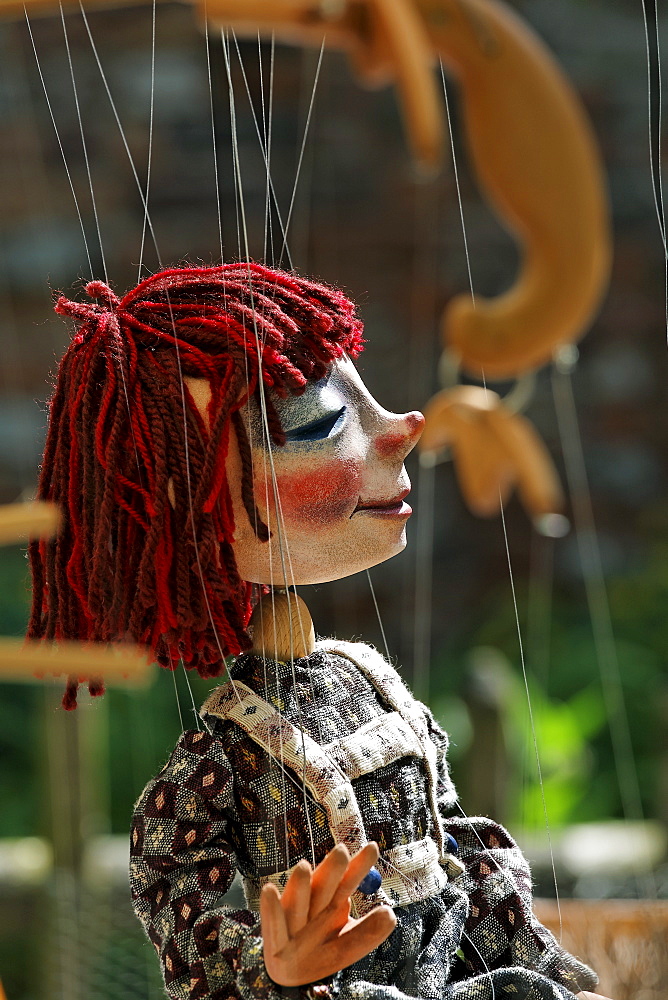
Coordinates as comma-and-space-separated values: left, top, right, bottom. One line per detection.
184, 376, 212, 426
166, 377, 213, 510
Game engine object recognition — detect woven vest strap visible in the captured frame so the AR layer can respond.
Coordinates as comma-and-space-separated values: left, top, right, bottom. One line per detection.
243, 834, 449, 912
318, 640, 447, 858
200, 678, 391, 916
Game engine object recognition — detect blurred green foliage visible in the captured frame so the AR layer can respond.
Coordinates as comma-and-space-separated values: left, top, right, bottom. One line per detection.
106, 663, 220, 833
430, 538, 668, 830
0, 545, 43, 838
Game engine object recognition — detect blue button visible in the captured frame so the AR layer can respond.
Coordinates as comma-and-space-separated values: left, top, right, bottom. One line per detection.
358, 866, 382, 895
445, 833, 459, 856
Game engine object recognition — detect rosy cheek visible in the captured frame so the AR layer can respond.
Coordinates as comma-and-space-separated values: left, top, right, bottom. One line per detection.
258, 461, 362, 528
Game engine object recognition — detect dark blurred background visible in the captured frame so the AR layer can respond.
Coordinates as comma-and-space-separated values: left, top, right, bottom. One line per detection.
0, 0, 666, 997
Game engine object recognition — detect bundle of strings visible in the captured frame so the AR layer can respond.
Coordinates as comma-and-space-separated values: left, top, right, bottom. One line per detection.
28, 262, 364, 708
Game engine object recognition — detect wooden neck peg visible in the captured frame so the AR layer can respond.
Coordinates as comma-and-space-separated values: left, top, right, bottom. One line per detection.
249, 591, 316, 661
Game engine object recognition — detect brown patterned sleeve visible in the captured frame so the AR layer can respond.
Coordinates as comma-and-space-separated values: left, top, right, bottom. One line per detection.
444, 816, 599, 996
129, 728, 327, 1000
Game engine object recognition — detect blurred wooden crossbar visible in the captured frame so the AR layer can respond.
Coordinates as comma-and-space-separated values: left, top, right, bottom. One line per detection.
0, 501, 151, 688
535, 898, 668, 1000
0, 639, 151, 685
0, 500, 59, 545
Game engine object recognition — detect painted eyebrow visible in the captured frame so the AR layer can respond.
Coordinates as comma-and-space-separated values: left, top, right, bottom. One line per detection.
283, 406, 346, 442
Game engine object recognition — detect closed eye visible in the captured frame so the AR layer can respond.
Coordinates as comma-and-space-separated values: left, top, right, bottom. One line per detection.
284, 407, 346, 442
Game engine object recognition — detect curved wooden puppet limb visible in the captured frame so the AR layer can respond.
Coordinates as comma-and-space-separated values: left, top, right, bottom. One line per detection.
430, 0, 611, 377
354, 0, 610, 375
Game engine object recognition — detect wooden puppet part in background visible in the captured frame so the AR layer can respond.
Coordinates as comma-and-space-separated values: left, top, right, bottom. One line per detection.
8, 0, 612, 378
420, 385, 563, 520
346, 0, 444, 171
201, 0, 611, 379
0, 500, 151, 688
0, 638, 151, 686
0, 500, 59, 544
432, 0, 611, 377
197, 0, 444, 171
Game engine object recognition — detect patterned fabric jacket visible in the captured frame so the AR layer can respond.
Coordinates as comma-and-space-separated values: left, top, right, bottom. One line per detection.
130, 641, 598, 1000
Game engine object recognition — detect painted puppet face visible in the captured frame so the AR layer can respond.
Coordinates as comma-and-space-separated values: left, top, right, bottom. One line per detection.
227, 357, 424, 585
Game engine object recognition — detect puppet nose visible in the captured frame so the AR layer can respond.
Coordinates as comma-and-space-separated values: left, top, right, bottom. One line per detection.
374, 410, 424, 460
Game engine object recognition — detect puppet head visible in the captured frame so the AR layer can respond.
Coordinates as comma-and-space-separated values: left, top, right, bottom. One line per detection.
29, 263, 422, 708
226, 354, 423, 586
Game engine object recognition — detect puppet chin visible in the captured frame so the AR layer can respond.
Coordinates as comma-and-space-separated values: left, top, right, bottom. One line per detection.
233, 519, 409, 587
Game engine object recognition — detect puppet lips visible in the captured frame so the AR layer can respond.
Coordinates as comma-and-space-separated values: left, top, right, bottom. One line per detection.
353, 489, 412, 518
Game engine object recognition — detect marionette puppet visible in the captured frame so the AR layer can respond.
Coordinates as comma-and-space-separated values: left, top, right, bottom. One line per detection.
29, 263, 612, 1000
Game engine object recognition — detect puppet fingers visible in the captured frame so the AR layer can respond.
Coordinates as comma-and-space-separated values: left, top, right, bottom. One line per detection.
329, 842, 381, 910
285, 904, 396, 985
308, 843, 351, 919
309, 842, 379, 923
260, 883, 289, 958
317, 905, 397, 974
279, 858, 313, 937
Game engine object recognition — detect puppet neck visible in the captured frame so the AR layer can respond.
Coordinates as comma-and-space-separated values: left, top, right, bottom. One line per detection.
249, 590, 316, 661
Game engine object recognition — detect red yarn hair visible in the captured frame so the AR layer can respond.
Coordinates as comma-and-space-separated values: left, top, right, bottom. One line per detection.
28, 263, 364, 708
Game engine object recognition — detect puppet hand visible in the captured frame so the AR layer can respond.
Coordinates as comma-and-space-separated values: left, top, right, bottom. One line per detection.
260, 842, 396, 987
420, 385, 563, 520
575, 993, 614, 1000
